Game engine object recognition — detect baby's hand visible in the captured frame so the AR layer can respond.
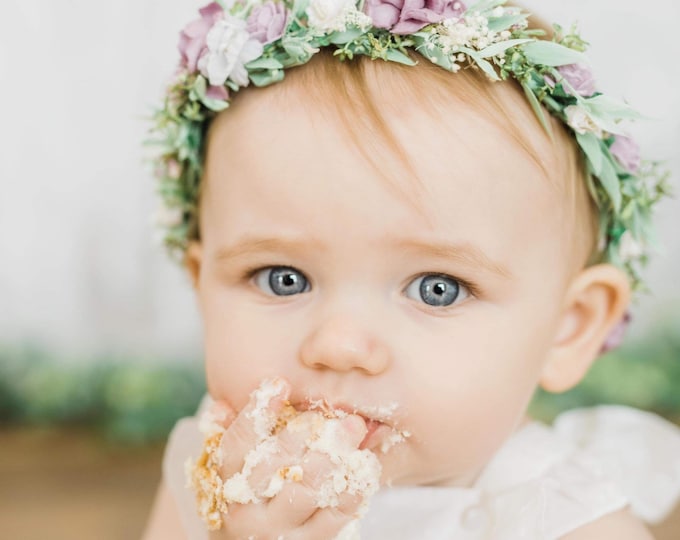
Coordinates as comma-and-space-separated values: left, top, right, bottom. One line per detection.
205, 380, 370, 540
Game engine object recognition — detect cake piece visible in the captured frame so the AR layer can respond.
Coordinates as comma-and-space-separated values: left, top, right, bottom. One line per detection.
186, 379, 407, 538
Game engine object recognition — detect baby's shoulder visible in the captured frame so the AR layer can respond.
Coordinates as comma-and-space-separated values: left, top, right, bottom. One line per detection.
559, 507, 654, 540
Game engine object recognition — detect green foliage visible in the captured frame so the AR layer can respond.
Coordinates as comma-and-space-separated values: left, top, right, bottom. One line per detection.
0, 345, 205, 445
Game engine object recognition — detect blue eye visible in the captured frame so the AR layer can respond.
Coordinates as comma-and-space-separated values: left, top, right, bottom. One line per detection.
405, 274, 469, 307
253, 266, 310, 296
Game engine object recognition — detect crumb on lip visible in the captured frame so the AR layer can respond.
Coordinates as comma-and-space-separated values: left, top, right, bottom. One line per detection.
296, 397, 400, 425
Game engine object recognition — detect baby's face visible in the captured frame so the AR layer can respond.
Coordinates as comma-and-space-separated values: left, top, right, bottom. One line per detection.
191, 80, 577, 487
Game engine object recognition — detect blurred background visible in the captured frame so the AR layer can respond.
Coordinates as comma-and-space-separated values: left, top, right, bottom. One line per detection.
1, 0, 678, 538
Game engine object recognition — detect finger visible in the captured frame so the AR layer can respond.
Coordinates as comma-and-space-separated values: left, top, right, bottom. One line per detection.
248, 410, 319, 496
219, 378, 291, 479
293, 506, 361, 540
201, 399, 236, 431
266, 414, 367, 526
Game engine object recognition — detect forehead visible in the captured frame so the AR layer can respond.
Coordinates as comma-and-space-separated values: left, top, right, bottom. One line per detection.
202, 76, 567, 276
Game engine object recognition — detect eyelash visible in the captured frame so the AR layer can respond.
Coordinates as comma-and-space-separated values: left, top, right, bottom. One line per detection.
240, 264, 481, 305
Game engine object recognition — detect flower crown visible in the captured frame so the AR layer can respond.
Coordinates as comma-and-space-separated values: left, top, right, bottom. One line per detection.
150, 0, 671, 300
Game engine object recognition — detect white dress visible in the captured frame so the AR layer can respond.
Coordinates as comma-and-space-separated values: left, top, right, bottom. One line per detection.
163, 402, 680, 539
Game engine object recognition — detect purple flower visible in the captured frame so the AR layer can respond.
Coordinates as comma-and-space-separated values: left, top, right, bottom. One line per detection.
610, 134, 641, 173
178, 2, 225, 72
247, 1, 289, 45
364, 0, 466, 35
544, 63, 596, 97
599, 311, 632, 354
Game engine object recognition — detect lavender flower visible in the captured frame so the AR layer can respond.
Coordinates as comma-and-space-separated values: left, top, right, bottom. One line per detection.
610, 134, 641, 173
364, 0, 466, 35
557, 63, 596, 97
247, 1, 290, 45
178, 2, 225, 72
599, 311, 632, 354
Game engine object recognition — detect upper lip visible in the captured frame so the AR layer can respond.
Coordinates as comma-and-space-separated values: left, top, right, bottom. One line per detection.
293, 396, 394, 426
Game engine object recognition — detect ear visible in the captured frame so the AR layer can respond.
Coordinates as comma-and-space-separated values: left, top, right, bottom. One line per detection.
540, 263, 631, 393
184, 241, 203, 290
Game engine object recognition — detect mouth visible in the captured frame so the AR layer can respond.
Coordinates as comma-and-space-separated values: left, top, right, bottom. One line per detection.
294, 397, 402, 451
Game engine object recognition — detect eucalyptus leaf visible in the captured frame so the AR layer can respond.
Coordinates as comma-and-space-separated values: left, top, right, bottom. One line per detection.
575, 131, 603, 175
417, 43, 453, 70
293, 0, 311, 18
474, 56, 500, 80
478, 39, 532, 59
580, 95, 644, 120
192, 75, 208, 98
521, 82, 552, 139
245, 57, 284, 70
200, 96, 229, 112
597, 156, 622, 213
249, 69, 285, 87
487, 13, 529, 32
620, 199, 636, 221
385, 48, 417, 65
467, 0, 506, 13
522, 41, 587, 66
328, 27, 365, 45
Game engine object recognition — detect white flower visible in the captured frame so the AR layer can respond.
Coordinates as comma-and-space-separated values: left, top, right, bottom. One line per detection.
618, 230, 645, 262
198, 15, 264, 88
306, 0, 356, 33
564, 105, 603, 138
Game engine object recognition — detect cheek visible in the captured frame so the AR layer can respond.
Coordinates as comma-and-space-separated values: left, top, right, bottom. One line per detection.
404, 307, 555, 460
201, 294, 280, 405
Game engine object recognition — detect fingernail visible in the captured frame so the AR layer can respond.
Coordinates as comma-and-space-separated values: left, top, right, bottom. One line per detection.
250, 377, 291, 411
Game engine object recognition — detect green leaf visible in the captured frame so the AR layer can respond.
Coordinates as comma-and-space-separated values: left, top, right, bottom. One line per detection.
249, 69, 285, 87
575, 131, 603, 175
458, 47, 500, 80
467, 0, 506, 12
385, 48, 417, 65
521, 82, 553, 139
580, 95, 644, 120
192, 75, 207, 98
245, 57, 284, 70
597, 156, 622, 213
522, 41, 587, 66
328, 27, 365, 45
200, 96, 229, 112
416, 42, 453, 70
474, 56, 500, 80
478, 38, 533, 58
487, 13, 529, 32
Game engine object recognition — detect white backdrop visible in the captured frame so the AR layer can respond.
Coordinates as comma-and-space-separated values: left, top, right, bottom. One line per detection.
1, 0, 678, 359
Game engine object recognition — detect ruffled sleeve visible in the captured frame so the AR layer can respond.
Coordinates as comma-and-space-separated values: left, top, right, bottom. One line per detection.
552, 405, 680, 525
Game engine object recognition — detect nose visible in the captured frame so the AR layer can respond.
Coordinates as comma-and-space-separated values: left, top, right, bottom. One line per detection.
299, 315, 391, 375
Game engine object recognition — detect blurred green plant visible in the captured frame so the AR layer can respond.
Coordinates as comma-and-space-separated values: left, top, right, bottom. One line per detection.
0, 314, 678, 444
0, 345, 205, 445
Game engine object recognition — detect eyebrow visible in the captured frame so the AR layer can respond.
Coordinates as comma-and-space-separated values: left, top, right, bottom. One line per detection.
393, 238, 513, 280
214, 235, 512, 280
213, 236, 325, 262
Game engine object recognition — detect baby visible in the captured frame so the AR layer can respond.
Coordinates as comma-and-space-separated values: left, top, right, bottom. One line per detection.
143, 0, 678, 538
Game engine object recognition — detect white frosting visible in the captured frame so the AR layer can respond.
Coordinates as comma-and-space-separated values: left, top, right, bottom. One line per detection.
189, 379, 409, 539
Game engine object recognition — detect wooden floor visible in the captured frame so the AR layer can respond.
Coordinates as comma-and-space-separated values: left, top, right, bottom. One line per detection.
0, 427, 163, 540
0, 427, 678, 539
